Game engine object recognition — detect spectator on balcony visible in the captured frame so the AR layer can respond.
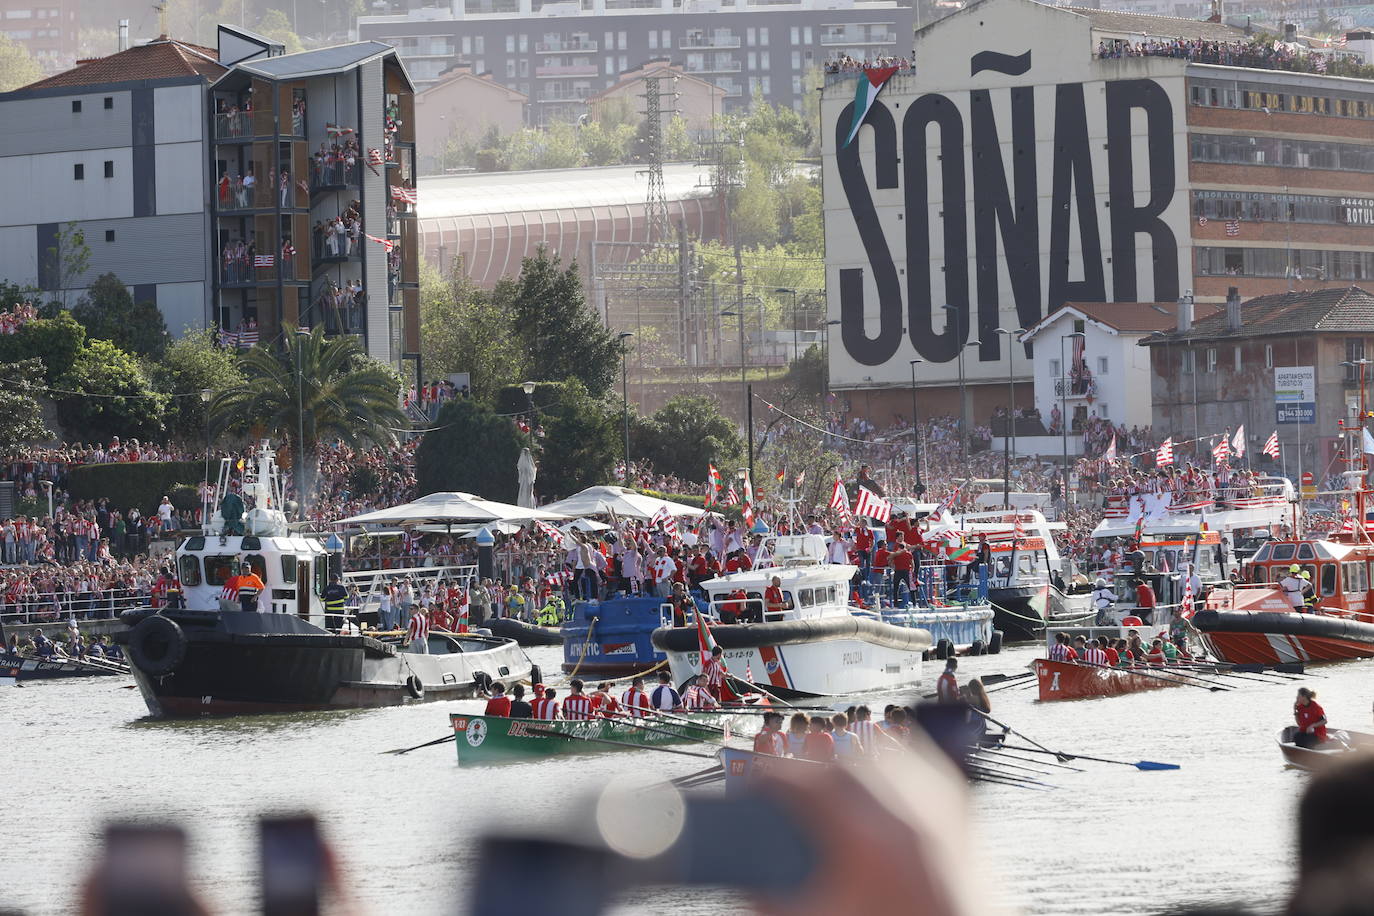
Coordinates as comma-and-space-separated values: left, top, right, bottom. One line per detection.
218, 172, 231, 208
280, 169, 291, 207
241, 168, 256, 208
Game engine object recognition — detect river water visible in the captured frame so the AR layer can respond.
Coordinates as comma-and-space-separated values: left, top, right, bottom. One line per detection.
2, 642, 1361, 916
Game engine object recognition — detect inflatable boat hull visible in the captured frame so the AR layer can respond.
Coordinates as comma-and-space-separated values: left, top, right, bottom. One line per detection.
1192, 609, 1374, 665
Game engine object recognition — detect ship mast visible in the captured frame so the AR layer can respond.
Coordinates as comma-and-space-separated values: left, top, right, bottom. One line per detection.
1339, 357, 1372, 545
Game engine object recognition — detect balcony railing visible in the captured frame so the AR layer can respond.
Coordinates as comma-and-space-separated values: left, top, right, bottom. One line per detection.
310, 160, 360, 192
313, 232, 363, 262
680, 35, 740, 49
535, 39, 598, 53
308, 281, 367, 336
215, 177, 274, 211
820, 31, 897, 45
214, 110, 252, 140
1052, 376, 1097, 399
535, 64, 599, 78
684, 58, 742, 74
536, 88, 592, 102
220, 253, 276, 285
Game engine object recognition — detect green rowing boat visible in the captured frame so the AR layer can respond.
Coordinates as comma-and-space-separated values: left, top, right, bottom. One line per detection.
449, 712, 742, 767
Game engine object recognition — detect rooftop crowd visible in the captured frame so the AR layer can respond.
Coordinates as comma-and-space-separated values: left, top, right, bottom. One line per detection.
1096, 37, 1374, 78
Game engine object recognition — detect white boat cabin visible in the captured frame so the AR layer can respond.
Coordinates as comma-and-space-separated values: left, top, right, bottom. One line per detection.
698, 535, 856, 623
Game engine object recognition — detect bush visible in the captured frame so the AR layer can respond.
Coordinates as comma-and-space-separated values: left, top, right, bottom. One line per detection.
65, 461, 204, 515
167, 483, 200, 512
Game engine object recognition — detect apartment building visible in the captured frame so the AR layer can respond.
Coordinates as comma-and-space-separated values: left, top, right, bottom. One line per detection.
358, 0, 915, 124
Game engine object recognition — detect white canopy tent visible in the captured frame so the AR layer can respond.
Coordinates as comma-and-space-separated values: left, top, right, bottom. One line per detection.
537, 486, 705, 521
339, 492, 568, 527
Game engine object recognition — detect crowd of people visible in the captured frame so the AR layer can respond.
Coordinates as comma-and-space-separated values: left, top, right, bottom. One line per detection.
312, 202, 365, 260
311, 279, 366, 335
824, 54, 913, 74
310, 131, 361, 189
1095, 37, 1374, 78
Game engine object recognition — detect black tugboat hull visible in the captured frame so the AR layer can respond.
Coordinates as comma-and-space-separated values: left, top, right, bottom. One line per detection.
990, 585, 1090, 642
117, 610, 532, 718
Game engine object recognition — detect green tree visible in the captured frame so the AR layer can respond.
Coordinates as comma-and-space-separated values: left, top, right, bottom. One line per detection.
634, 395, 743, 483
496, 122, 585, 170
71, 272, 169, 359
256, 9, 306, 54
419, 258, 528, 401
44, 222, 90, 311
0, 311, 86, 383
414, 398, 524, 502
0, 281, 37, 310
209, 325, 406, 512
0, 33, 42, 92
55, 339, 167, 442
510, 247, 626, 398
0, 358, 52, 453
151, 329, 246, 443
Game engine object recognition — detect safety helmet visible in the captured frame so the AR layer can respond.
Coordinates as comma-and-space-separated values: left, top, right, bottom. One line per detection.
1095, 577, 1106, 587
1289, 564, 1301, 573
1301, 571, 1311, 580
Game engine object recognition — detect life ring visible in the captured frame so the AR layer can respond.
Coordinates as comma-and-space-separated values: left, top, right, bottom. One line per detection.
405, 674, 424, 700
471, 670, 492, 693
988, 630, 1004, 655
127, 616, 187, 678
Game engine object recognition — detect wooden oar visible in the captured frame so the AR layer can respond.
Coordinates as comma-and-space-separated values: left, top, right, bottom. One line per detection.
384, 733, 457, 755
966, 765, 1055, 791
977, 747, 1085, 772
969, 752, 1056, 777
525, 726, 718, 759
1079, 661, 1229, 692
670, 765, 724, 787
1174, 664, 1275, 684
612, 716, 732, 746
648, 709, 731, 737
983, 673, 1036, 693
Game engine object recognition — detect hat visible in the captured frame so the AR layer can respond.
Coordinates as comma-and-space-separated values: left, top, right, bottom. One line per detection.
1301, 571, 1311, 580
1095, 577, 1106, 587
1289, 564, 1301, 573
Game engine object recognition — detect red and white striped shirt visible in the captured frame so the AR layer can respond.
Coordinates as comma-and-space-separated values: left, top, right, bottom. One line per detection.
700, 656, 726, 694
532, 697, 560, 720
562, 694, 594, 720
851, 719, 879, 754
1082, 647, 1109, 666
621, 688, 651, 717
407, 611, 429, 644
1048, 644, 1077, 662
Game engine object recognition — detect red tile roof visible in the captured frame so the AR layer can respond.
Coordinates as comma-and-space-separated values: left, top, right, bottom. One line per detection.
22, 38, 225, 91
1062, 300, 1221, 333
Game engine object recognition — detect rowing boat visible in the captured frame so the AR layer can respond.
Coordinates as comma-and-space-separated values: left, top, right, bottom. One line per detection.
1277, 727, 1374, 770
1032, 657, 1187, 701
449, 712, 742, 767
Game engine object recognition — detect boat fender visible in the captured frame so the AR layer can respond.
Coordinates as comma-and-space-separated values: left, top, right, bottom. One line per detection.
988, 630, 1003, 655
127, 615, 187, 678
405, 674, 424, 700
970, 639, 987, 656
935, 638, 953, 660
529, 664, 543, 687
472, 670, 493, 693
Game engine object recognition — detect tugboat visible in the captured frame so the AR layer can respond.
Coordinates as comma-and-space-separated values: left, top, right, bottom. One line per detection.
116, 441, 532, 717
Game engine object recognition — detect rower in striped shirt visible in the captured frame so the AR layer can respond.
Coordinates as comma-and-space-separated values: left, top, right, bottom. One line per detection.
850, 705, 882, 755
562, 679, 594, 720
620, 676, 652, 718
1081, 638, 1110, 667
1048, 632, 1078, 662
532, 687, 561, 720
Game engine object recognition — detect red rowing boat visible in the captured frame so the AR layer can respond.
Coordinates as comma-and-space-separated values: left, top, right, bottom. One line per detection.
1032, 658, 1186, 701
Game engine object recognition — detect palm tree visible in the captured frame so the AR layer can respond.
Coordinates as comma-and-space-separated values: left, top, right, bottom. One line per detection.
210, 325, 407, 516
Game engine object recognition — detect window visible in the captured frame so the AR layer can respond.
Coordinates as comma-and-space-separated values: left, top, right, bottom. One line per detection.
204, 555, 236, 586
1234, 348, 1242, 371
1265, 344, 1274, 368
104, 230, 114, 242
803, 26, 812, 43
648, 30, 657, 49
1206, 348, 1217, 373
747, 27, 756, 45
1048, 357, 1060, 378
760, 27, 769, 44
314, 558, 327, 597
791, 50, 801, 69
748, 51, 756, 69
519, 34, 527, 52
281, 555, 297, 583
71, 99, 80, 112
103, 160, 113, 178
73, 163, 83, 180
1321, 563, 1337, 597
505, 35, 514, 52
178, 555, 202, 586
791, 25, 799, 43
461, 36, 470, 54
505, 59, 516, 77
1181, 350, 1195, 374
1271, 543, 1295, 561
244, 554, 267, 581
617, 30, 626, 50
1097, 356, 1108, 375
760, 51, 769, 68
662, 30, 670, 48
474, 36, 484, 53
1346, 339, 1366, 381
604, 30, 613, 48
103, 96, 113, 109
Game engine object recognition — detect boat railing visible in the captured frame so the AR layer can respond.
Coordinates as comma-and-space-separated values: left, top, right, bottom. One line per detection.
343, 563, 478, 608
0, 588, 150, 625
697, 597, 765, 624
1102, 481, 1291, 519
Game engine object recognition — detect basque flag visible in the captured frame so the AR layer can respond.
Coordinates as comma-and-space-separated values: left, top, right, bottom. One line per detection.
843, 66, 899, 148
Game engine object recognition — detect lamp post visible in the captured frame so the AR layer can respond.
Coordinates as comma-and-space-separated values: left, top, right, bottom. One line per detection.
1059, 331, 1085, 507
618, 332, 633, 486
774, 287, 798, 362
995, 327, 1027, 508
823, 318, 840, 404
201, 387, 213, 529
909, 359, 924, 497
294, 327, 309, 519
721, 306, 747, 433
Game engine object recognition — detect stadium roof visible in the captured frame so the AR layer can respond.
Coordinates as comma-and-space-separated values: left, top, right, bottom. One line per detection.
416, 162, 713, 219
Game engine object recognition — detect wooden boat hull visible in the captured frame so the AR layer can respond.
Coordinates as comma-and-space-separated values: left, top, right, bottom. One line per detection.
1193, 609, 1374, 665
449, 712, 738, 766
1277, 727, 1374, 770
0, 651, 127, 681
1032, 657, 1184, 701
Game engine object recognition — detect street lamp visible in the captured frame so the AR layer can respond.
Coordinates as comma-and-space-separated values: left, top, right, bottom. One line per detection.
201, 387, 213, 529
617, 332, 633, 486
823, 318, 840, 403
294, 327, 310, 519
909, 359, 924, 497
941, 303, 980, 461
774, 287, 798, 362
721, 307, 748, 444
1059, 331, 1085, 507
995, 327, 1027, 508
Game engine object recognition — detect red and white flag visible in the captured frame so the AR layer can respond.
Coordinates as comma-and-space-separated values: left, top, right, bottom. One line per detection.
1156, 437, 1174, 467
723, 485, 739, 506
927, 485, 961, 524
367, 147, 385, 166
534, 519, 565, 544
1013, 514, 1026, 541
1180, 573, 1196, 620
1231, 425, 1246, 459
741, 473, 755, 527
390, 185, 417, 205
1262, 430, 1280, 459
830, 475, 853, 526
365, 233, 396, 252
1212, 435, 1231, 466
253, 254, 275, 267
651, 505, 680, 540
1102, 433, 1117, 462
853, 487, 891, 523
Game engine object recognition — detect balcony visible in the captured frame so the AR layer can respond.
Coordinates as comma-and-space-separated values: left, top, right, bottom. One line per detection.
309, 160, 361, 193
220, 255, 276, 286
215, 177, 274, 211
680, 35, 740, 49
684, 58, 742, 74
306, 280, 366, 336
312, 231, 363, 264
820, 29, 897, 46
1052, 376, 1097, 399
534, 64, 599, 78
536, 39, 598, 53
